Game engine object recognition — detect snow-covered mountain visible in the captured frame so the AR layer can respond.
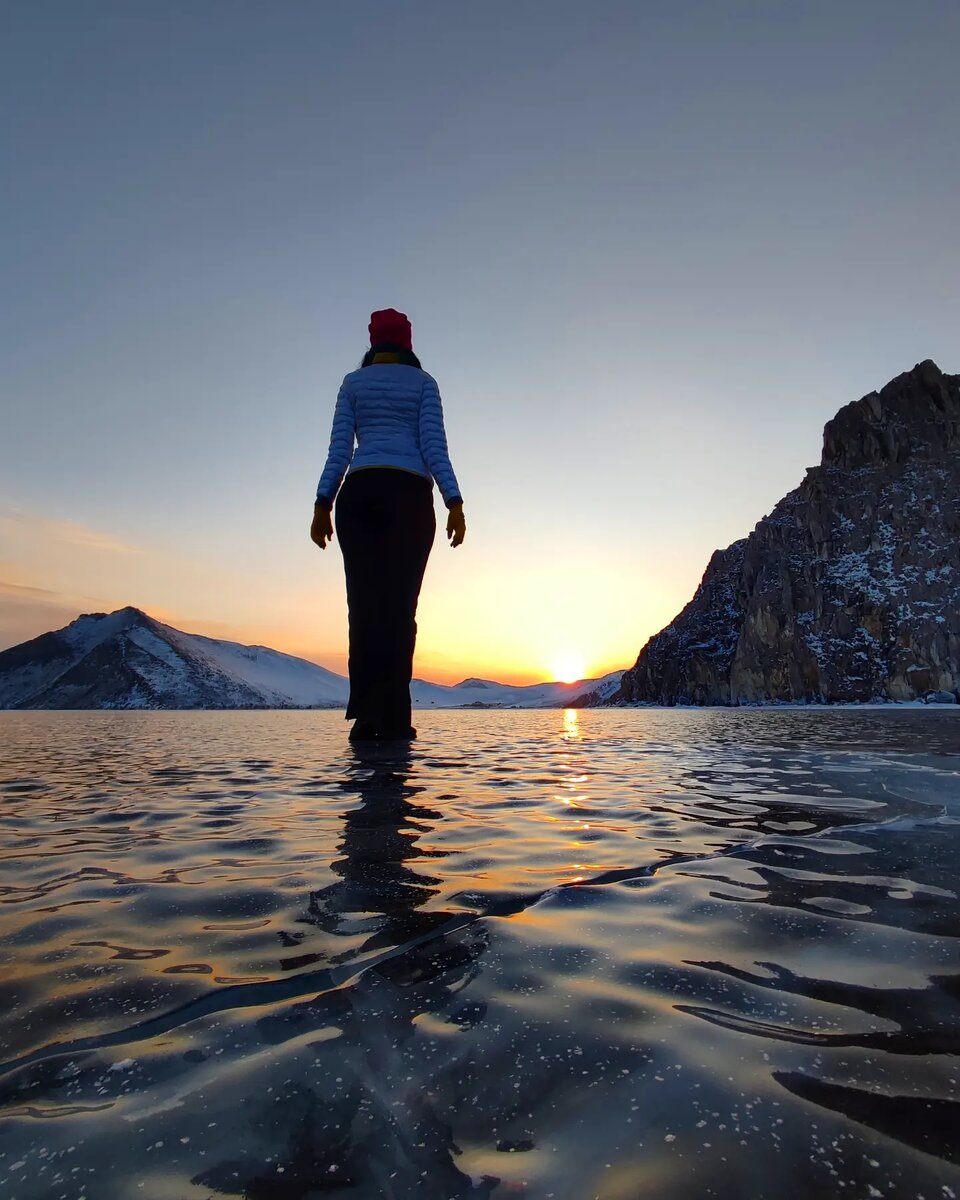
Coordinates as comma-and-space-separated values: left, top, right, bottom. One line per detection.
412, 669, 626, 710
0, 607, 625, 710
0, 607, 347, 710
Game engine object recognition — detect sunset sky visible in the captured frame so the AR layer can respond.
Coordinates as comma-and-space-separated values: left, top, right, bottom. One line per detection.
3, 2, 958, 684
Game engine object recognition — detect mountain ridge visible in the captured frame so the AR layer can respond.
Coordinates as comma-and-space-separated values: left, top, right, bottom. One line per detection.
0, 608, 625, 710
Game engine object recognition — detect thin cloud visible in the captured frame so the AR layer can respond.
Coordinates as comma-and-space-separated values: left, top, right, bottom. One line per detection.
0, 510, 143, 555
0, 580, 62, 599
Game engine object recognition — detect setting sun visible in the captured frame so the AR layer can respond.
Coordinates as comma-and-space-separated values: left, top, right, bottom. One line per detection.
550, 654, 586, 684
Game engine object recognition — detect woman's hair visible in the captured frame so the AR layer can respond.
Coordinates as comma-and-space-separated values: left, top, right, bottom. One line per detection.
360, 345, 423, 369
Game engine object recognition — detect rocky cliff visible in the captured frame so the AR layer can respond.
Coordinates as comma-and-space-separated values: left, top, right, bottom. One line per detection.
613, 360, 960, 705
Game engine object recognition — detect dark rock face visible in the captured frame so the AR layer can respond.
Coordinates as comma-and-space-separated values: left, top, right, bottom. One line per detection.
614, 361, 960, 705
822, 359, 960, 470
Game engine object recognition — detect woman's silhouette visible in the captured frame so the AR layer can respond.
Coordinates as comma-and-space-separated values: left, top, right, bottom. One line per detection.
312, 309, 465, 742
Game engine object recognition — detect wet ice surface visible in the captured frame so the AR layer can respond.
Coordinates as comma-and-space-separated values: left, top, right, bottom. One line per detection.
0, 709, 959, 1200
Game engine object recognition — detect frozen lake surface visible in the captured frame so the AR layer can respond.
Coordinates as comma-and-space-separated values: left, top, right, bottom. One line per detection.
0, 708, 958, 1199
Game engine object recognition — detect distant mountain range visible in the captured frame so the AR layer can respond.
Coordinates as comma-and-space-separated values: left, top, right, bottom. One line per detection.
0, 607, 625, 710
605, 360, 960, 706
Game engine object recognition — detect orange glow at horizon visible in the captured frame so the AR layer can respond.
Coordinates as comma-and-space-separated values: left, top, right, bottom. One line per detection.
0, 507, 689, 686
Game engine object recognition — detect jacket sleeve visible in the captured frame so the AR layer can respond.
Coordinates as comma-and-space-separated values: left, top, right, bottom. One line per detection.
315, 380, 356, 507
418, 376, 463, 508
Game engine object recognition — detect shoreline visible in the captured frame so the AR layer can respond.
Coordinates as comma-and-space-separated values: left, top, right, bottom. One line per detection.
2, 699, 959, 713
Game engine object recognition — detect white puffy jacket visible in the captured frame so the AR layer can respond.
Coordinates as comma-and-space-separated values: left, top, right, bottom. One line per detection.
315, 364, 462, 509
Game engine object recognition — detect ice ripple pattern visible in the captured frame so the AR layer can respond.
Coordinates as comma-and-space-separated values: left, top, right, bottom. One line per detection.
0, 707, 959, 1199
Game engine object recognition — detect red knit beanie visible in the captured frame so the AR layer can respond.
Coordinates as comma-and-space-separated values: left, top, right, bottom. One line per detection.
368, 308, 413, 351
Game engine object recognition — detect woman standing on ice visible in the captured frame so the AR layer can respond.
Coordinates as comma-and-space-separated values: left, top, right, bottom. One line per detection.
311, 309, 466, 742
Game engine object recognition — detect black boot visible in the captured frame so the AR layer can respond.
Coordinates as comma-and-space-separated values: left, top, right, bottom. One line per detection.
377, 725, 417, 741
349, 720, 380, 742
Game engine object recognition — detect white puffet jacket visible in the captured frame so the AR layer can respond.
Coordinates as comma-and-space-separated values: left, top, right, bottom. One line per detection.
315, 364, 463, 509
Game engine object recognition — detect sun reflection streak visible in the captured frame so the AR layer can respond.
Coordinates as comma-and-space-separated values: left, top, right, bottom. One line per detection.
562, 709, 580, 740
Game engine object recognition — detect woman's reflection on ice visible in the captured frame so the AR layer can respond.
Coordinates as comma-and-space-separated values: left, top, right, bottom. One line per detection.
304, 742, 454, 963
230, 742, 496, 1198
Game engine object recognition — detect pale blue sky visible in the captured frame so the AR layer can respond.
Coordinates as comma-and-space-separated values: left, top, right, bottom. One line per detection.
2, 1, 958, 680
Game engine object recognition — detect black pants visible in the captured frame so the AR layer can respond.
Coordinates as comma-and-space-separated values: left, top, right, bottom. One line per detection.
335, 468, 436, 731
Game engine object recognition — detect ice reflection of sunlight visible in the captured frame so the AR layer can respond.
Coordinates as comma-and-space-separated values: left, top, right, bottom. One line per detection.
562, 708, 580, 739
